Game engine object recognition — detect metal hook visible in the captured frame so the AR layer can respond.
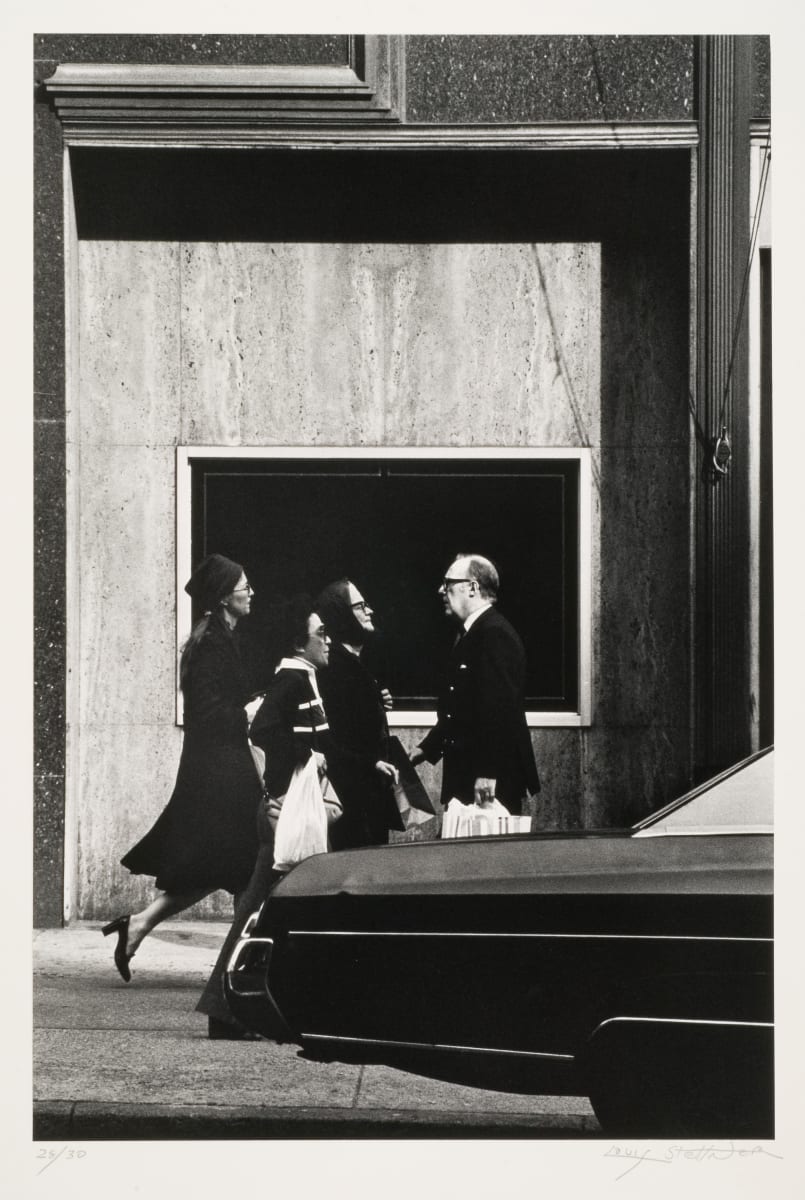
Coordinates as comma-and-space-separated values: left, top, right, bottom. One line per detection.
712, 426, 732, 477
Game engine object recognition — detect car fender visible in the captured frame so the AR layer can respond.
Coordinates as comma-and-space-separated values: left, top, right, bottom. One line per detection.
580, 1014, 774, 1137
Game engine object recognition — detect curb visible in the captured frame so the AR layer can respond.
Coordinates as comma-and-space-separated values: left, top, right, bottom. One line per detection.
34, 1101, 602, 1140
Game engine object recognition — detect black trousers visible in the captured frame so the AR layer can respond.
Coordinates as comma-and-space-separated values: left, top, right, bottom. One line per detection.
195, 797, 283, 1025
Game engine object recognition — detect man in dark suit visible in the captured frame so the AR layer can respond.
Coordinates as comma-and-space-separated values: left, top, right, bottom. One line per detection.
417, 554, 540, 814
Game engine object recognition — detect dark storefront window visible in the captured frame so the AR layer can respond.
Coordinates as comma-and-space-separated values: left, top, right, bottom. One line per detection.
177, 449, 591, 725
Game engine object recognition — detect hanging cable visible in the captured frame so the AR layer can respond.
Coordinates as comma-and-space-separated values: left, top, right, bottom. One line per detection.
690, 131, 771, 482
708, 134, 772, 477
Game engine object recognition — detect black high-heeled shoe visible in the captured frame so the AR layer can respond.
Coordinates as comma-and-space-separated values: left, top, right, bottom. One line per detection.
101, 915, 132, 983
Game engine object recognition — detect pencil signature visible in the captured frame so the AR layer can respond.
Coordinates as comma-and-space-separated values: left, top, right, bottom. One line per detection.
604, 1143, 783, 1181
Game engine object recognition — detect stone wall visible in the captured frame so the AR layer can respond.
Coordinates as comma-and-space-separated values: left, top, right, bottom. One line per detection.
35, 34, 768, 923
75, 238, 603, 917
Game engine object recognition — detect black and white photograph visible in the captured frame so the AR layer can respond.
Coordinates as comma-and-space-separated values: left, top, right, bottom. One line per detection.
13, 4, 803, 1196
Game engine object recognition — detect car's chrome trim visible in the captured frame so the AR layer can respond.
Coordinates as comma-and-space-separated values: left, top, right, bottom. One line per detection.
595, 1015, 773, 1031
242, 910, 261, 936
227, 934, 274, 974
300, 1031, 574, 1062
225, 935, 275, 997
287, 930, 771, 944
633, 825, 772, 838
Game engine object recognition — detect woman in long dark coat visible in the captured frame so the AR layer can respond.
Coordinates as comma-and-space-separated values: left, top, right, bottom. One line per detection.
103, 554, 263, 982
314, 578, 403, 849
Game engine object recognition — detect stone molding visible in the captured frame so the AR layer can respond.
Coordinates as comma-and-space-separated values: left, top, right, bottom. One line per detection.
43, 39, 699, 149
43, 34, 403, 141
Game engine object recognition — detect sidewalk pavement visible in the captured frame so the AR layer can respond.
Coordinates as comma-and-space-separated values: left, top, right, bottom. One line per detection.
34, 921, 601, 1140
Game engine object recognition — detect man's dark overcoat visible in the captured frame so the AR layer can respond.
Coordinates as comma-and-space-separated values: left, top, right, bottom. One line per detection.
419, 606, 540, 813
318, 641, 405, 848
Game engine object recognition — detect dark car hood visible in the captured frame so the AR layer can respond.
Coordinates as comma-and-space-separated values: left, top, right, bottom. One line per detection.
271, 831, 772, 901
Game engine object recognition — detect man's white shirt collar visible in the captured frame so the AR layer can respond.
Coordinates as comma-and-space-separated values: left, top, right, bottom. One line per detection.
463, 602, 493, 633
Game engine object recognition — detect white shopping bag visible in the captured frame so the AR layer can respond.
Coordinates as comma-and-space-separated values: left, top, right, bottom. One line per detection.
273, 755, 329, 872
441, 796, 510, 838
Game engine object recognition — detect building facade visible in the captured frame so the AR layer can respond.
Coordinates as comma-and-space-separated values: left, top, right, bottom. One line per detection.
34, 34, 772, 925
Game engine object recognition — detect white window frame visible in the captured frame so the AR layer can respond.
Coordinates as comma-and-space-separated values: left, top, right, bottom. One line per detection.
176, 446, 593, 728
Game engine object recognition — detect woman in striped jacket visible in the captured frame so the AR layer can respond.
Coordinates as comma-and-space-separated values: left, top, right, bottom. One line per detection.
196, 594, 336, 1039
251, 602, 333, 805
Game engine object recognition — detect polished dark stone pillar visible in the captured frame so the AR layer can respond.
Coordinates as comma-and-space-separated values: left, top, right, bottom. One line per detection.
34, 50, 67, 925
694, 35, 753, 778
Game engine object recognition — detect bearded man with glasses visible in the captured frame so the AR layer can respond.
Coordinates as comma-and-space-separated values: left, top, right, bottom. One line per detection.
417, 553, 540, 816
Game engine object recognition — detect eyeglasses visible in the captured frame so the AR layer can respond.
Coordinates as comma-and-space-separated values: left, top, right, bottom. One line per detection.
351, 600, 372, 612
441, 577, 473, 590
232, 583, 254, 595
